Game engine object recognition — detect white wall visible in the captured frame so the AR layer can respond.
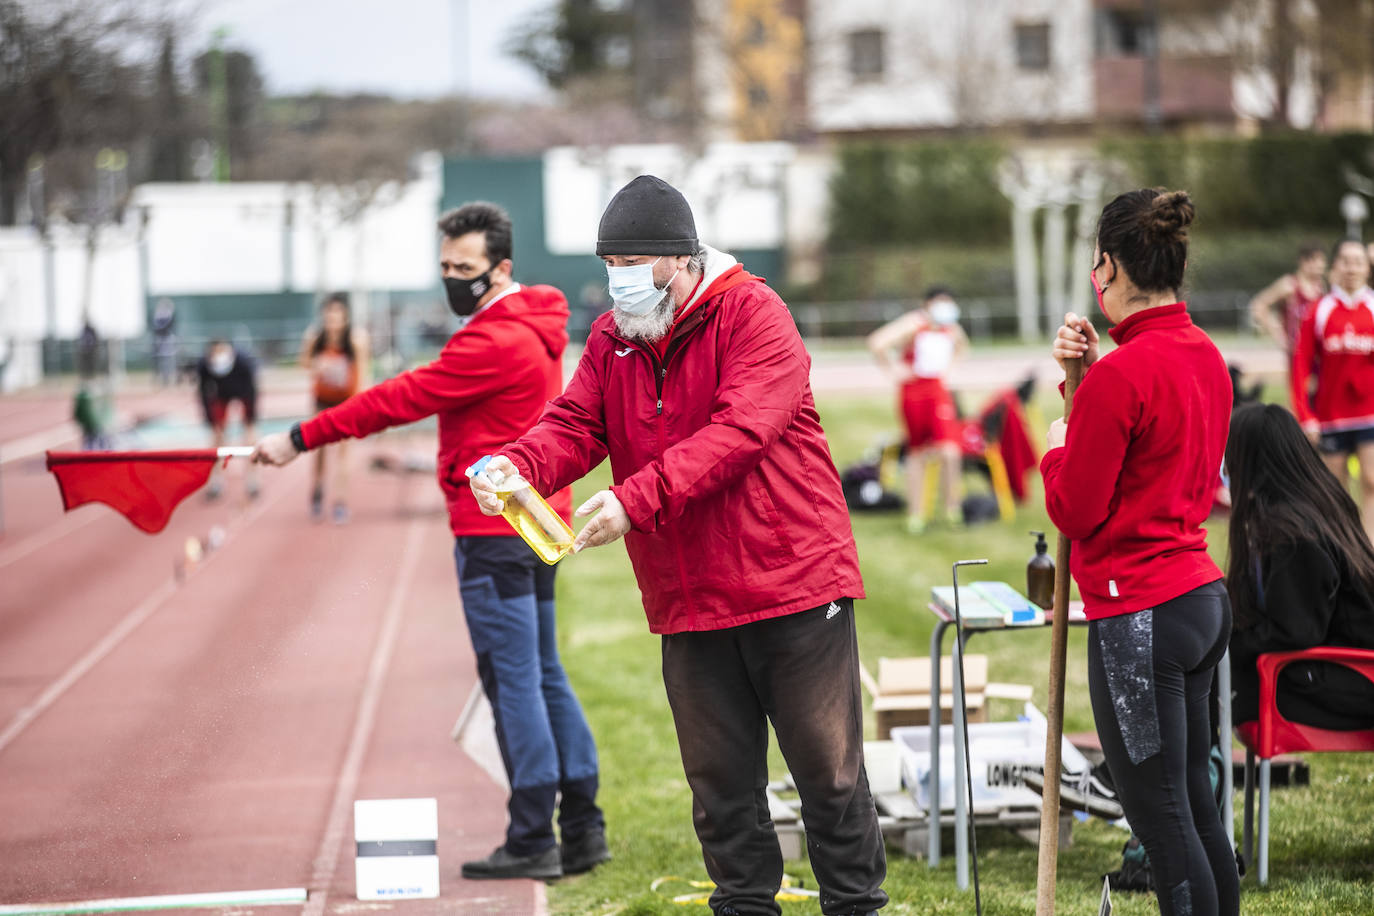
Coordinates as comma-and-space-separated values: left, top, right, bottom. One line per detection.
0, 153, 444, 388
0, 224, 144, 340
808, 0, 1094, 133
134, 151, 444, 295
542, 143, 795, 255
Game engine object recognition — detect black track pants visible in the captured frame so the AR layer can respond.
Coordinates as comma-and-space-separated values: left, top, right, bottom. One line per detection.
661, 600, 888, 916
1087, 580, 1240, 916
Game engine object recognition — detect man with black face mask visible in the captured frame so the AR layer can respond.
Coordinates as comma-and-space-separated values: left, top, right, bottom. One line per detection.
252, 202, 607, 882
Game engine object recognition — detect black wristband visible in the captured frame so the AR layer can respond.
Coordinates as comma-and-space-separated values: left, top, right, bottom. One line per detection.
289, 422, 307, 453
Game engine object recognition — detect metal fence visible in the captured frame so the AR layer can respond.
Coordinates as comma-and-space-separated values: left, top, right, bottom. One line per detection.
788, 288, 1255, 342
25, 288, 1260, 380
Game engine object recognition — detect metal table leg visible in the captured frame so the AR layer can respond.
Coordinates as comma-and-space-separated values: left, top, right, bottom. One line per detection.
1243, 748, 1255, 867
1218, 649, 1234, 849
1258, 758, 1271, 885
951, 627, 970, 891
928, 619, 952, 866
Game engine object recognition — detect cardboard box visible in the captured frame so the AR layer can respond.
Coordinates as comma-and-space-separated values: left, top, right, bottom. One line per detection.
868, 655, 989, 737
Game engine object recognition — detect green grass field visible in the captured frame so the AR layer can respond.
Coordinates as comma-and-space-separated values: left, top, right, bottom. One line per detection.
545, 390, 1374, 916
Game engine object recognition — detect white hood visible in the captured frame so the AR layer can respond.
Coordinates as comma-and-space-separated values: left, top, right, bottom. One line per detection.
681, 244, 738, 313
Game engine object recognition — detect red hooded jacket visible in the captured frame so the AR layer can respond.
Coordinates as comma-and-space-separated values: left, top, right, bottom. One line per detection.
299, 284, 573, 537
501, 249, 865, 634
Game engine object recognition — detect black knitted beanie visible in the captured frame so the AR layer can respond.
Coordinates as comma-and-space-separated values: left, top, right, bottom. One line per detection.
596, 175, 699, 256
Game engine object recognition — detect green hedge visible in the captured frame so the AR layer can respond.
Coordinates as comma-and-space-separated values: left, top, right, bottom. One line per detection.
828, 139, 1012, 247
1099, 132, 1372, 231
827, 134, 1373, 253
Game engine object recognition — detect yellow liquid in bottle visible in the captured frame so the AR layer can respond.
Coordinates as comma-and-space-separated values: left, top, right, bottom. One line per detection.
495, 481, 574, 565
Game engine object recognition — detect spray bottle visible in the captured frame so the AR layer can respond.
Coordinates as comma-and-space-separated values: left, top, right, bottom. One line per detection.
1027, 530, 1055, 609
466, 456, 574, 565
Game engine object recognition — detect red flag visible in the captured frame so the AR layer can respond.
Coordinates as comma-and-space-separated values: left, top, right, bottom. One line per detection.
45, 450, 223, 533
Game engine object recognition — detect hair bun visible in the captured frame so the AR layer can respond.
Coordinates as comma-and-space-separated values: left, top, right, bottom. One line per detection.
1145, 189, 1195, 244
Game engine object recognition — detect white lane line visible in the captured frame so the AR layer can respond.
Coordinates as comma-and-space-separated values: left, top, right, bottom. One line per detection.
302, 518, 424, 916
0, 510, 102, 571
0, 471, 293, 757
0, 886, 307, 915
0, 425, 76, 466
0, 578, 176, 755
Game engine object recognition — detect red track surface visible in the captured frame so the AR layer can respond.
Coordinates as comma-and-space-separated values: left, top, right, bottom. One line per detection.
0, 387, 542, 915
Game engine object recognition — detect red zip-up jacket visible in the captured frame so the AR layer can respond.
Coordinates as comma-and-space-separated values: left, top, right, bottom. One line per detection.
500, 249, 865, 634
1041, 304, 1231, 619
299, 284, 573, 538
1291, 286, 1374, 431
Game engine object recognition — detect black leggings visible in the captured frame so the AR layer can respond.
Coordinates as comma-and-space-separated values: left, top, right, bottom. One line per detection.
1087, 580, 1239, 916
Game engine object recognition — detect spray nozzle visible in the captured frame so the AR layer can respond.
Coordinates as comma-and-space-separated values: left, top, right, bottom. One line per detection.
465, 455, 507, 487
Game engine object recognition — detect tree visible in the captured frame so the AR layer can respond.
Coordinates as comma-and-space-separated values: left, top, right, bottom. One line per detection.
148, 27, 189, 181
0, 1, 156, 225
1212, 0, 1374, 130
192, 45, 265, 179
505, 0, 633, 90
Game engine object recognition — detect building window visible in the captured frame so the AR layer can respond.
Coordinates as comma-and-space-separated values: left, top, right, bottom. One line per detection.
1097, 9, 1156, 57
848, 28, 885, 82
1015, 22, 1051, 71
745, 16, 767, 46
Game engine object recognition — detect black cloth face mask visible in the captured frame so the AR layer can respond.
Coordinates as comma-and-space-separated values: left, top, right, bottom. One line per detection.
444, 269, 492, 317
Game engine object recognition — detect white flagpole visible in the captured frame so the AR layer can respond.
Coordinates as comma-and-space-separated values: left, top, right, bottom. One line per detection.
217, 447, 255, 458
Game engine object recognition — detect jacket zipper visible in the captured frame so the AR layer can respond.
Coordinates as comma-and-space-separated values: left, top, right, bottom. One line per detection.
604, 317, 710, 629
610, 321, 708, 631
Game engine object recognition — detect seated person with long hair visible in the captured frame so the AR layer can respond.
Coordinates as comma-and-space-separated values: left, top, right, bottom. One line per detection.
1225, 403, 1374, 730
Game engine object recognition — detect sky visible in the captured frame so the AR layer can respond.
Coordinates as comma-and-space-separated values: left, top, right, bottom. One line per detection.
192, 0, 553, 100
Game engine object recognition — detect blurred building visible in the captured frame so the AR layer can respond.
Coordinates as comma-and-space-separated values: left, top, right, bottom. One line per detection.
805, 0, 1372, 135
0, 154, 444, 386
628, 0, 809, 142
809, 0, 1096, 133
696, 0, 809, 141
442, 141, 813, 337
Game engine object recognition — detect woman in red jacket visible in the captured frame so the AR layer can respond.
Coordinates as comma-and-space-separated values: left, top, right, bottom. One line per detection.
299, 292, 369, 523
1043, 189, 1238, 916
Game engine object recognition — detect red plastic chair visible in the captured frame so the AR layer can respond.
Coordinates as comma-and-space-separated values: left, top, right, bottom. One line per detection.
1234, 647, 1374, 885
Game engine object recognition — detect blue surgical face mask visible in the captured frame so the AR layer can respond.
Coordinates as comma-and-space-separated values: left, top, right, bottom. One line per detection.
607, 258, 679, 315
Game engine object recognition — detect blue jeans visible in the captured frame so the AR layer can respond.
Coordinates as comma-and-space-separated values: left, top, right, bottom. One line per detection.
454, 536, 603, 855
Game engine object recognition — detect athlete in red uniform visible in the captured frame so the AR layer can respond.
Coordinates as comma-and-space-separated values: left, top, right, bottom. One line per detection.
299, 292, 370, 523
867, 286, 968, 533
1291, 238, 1374, 539
1248, 243, 1327, 367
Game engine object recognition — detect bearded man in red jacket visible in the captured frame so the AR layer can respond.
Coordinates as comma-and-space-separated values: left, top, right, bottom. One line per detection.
253, 203, 607, 882
471, 176, 887, 916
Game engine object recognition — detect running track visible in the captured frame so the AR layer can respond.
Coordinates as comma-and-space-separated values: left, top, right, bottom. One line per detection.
0, 386, 540, 915
0, 340, 1283, 916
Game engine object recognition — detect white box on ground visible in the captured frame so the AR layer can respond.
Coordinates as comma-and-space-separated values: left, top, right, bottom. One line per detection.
354, 798, 440, 900
890, 703, 1091, 813
862, 740, 904, 797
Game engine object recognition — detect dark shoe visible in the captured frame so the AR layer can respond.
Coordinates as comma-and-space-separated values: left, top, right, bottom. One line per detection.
461, 845, 561, 881
560, 828, 610, 874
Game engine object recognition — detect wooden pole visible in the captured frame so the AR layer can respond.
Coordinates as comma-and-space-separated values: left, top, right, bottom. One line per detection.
1034, 355, 1084, 916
